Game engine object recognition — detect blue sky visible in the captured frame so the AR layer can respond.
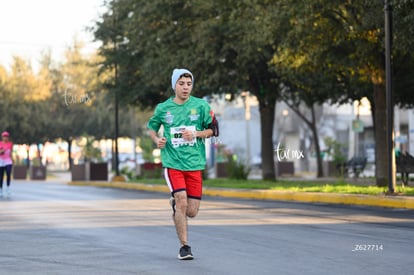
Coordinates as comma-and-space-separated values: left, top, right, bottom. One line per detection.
0, 0, 105, 69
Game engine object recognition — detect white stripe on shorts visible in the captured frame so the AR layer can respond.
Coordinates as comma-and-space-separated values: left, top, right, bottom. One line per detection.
164, 168, 173, 192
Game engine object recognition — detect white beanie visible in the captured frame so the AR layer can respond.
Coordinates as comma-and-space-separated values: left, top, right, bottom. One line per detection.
171, 68, 194, 91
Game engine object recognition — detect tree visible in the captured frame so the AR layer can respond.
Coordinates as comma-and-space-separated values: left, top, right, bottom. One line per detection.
42, 39, 146, 169
2, 57, 51, 145
276, 0, 414, 186
270, 2, 372, 177
48, 41, 116, 169
93, 0, 292, 180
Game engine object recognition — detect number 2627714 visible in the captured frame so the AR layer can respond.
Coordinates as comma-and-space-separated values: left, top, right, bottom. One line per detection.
352, 244, 383, 252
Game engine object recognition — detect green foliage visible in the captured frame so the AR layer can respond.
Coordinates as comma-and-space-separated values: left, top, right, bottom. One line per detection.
93, 0, 292, 103
0, 57, 51, 144
139, 136, 155, 162
120, 166, 136, 181
131, 177, 414, 196
92, 0, 296, 180
324, 137, 347, 165
0, 0, 413, 183
274, 0, 414, 108
323, 136, 348, 177
138, 167, 163, 180
31, 157, 42, 167
226, 159, 251, 180
0, 39, 152, 159
91, 1, 414, 183
81, 136, 103, 162
274, 0, 414, 185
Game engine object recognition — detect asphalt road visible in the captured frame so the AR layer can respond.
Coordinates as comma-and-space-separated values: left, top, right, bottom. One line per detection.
0, 181, 413, 275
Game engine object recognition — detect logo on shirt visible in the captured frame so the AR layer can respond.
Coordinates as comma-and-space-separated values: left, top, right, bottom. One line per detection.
189, 109, 200, 121
165, 111, 174, 124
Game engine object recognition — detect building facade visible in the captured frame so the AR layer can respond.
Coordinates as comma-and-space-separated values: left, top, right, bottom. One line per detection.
210, 94, 413, 177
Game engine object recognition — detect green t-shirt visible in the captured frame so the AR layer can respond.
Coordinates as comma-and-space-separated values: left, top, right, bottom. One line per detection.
147, 96, 213, 171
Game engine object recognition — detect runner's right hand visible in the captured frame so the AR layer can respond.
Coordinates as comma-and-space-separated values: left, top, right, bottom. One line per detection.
157, 137, 167, 149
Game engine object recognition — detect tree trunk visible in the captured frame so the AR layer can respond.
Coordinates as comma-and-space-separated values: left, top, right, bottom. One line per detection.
26, 147, 30, 168
67, 137, 73, 171
259, 100, 276, 181
281, 100, 324, 177
309, 105, 324, 177
373, 83, 388, 187
36, 143, 43, 166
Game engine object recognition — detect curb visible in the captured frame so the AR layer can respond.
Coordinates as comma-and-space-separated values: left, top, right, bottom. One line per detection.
68, 181, 414, 210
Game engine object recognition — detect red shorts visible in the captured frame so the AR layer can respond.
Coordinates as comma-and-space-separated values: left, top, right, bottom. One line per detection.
164, 168, 203, 200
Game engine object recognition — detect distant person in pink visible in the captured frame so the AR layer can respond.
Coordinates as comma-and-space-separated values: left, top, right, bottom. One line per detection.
0, 131, 13, 197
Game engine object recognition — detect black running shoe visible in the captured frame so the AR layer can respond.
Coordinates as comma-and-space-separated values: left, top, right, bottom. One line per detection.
178, 245, 194, 260
169, 197, 176, 214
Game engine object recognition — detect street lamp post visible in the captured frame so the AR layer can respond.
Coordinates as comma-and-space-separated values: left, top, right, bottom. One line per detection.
114, 63, 120, 177
384, 0, 395, 193
241, 91, 251, 167
111, 5, 122, 180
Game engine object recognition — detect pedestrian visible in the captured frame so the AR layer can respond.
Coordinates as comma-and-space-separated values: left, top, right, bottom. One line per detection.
0, 131, 14, 197
147, 68, 219, 260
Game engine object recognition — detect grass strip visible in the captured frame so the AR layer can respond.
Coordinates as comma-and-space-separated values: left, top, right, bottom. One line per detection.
135, 178, 414, 196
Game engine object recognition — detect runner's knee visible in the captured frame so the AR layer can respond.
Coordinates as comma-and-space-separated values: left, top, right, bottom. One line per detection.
186, 209, 198, 218
186, 199, 200, 218
174, 192, 188, 211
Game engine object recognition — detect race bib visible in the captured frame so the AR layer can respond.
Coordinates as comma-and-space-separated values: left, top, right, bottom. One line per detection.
171, 126, 196, 148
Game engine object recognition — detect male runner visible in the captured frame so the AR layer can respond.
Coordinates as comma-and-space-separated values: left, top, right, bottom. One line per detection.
147, 68, 218, 260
